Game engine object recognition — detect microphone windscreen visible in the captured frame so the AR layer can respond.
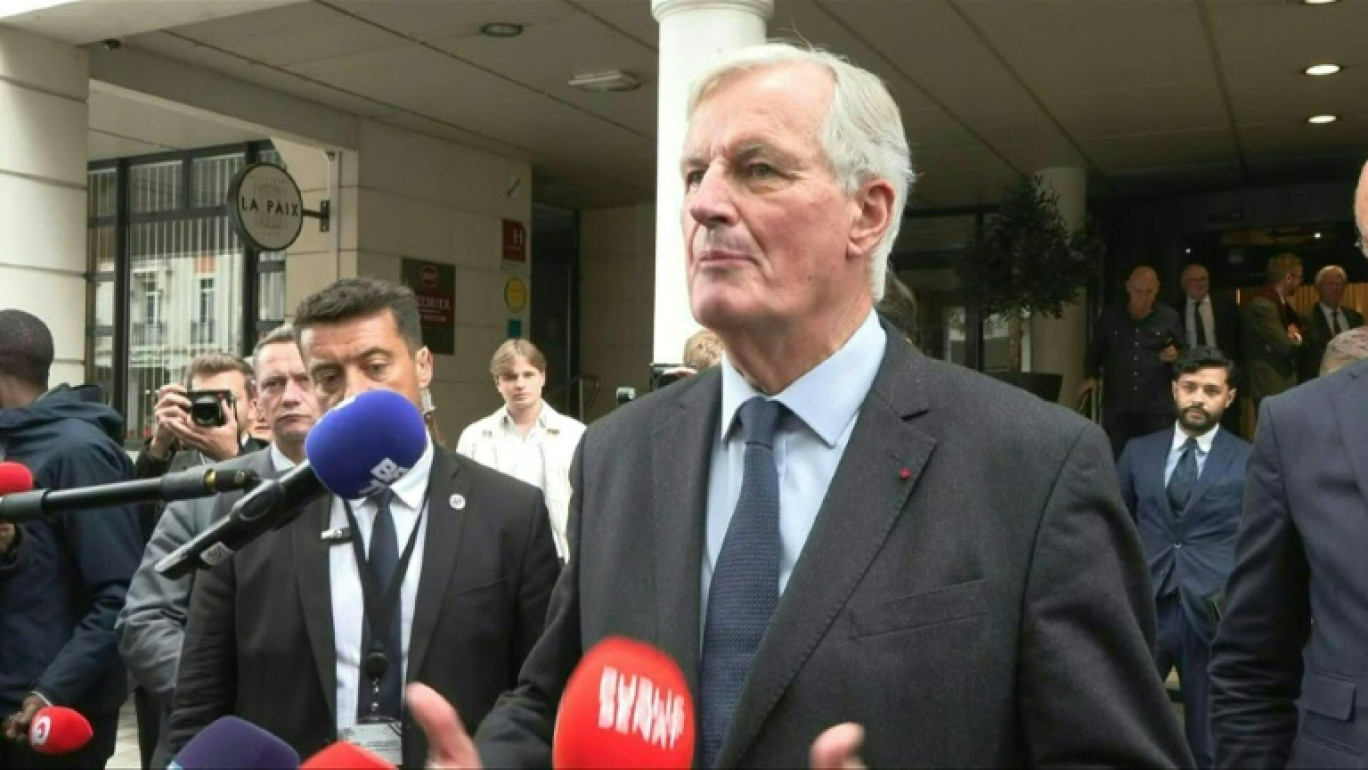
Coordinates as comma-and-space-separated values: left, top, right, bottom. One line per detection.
27, 707, 92, 755
553, 637, 695, 769
304, 389, 428, 499
301, 742, 394, 769
0, 462, 34, 495
169, 716, 300, 769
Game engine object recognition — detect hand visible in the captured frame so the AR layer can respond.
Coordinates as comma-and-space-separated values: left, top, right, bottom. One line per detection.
1076, 378, 1098, 397
407, 683, 482, 769
148, 384, 189, 458
2, 695, 44, 742
1159, 345, 1178, 363
159, 389, 241, 463
811, 723, 866, 770
0, 522, 16, 556
1287, 324, 1303, 345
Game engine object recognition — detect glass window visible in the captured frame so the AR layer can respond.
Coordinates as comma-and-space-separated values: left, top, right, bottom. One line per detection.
191, 154, 245, 209
129, 161, 182, 214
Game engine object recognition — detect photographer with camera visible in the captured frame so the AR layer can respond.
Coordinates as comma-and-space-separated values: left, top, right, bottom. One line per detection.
135, 353, 263, 487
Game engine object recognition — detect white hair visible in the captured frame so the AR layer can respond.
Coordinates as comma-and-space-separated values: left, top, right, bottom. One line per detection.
1315, 264, 1348, 288
685, 42, 915, 302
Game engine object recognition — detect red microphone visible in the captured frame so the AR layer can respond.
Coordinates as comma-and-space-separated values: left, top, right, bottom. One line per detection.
552, 637, 695, 769
301, 741, 395, 769
0, 462, 34, 495
27, 707, 93, 755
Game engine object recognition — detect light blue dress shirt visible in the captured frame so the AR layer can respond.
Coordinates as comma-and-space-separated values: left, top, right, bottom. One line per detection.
700, 310, 887, 639
1163, 423, 1218, 486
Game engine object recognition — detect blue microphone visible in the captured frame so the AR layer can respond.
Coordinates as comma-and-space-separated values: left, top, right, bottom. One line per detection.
155, 389, 428, 578
169, 716, 300, 769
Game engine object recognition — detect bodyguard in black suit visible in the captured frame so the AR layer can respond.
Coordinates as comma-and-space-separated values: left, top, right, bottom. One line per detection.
1210, 162, 1368, 769
1298, 264, 1364, 381
169, 279, 559, 767
1175, 264, 1242, 434
407, 43, 1191, 769
1117, 346, 1250, 768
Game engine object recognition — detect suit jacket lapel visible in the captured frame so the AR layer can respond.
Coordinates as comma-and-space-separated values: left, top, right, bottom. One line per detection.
290, 491, 338, 721
1334, 365, 1368, 504
1147, 432, 1179, 518
408, 450, 468, 679
1185, 429, 1234, 511
718, 336, 935, 767
653, 373, 717, 704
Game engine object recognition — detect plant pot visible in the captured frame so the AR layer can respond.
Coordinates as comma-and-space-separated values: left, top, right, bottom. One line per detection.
989, 371, 1063, 403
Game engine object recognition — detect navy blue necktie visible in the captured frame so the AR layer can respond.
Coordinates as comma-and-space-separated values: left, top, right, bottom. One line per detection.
700, 397, 784, 768
1167, 438, 1198, 515
360, 488, 403, 720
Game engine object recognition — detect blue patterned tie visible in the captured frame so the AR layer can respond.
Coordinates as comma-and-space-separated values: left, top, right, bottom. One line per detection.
359, 488, 403, 719
700, 397, 784, 768
1167, 438, 1198, 515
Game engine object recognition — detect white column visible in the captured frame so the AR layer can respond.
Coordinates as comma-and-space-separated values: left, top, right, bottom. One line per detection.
651, 0, 772, 364
1029, 166, 1088, 406
0, 27, 89, 387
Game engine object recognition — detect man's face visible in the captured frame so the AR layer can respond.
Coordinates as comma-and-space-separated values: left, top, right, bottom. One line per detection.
253, 341, 318, 446
680, 63, 888, 333
1318, 272, 1346, 308
1180, 266, 1209, 301
299, 311, 432, 414
1280, 267, 1304, 297
1172, 366, 1234, 433
1126, 272, 1159, 317
495, 356, 545, 411
1355, 162, 1367, 257
189, 370, 252, 431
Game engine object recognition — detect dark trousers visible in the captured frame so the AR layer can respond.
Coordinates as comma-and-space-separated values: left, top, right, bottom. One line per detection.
1103, 410, 1173, 459
0, 712, 117, 770
132, 687, 158, 770
1156, 594, 1213, 769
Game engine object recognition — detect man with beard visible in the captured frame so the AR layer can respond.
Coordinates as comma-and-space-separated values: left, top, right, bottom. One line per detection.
1116, 345, 1250, 768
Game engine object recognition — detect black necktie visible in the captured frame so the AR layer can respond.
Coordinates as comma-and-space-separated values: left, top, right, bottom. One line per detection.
1194, 300, 1209, 346
360, 488, 403, 720
1167, 438, 1198, 514
1332, 309, 1343, 336
700, 397, 784, 768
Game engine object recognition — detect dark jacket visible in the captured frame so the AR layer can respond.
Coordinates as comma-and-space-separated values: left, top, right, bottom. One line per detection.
0, 385, 144, 718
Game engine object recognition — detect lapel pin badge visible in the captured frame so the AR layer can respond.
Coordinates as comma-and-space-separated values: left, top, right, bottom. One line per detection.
320, 526, 352, 544
899, 468, 912, 481
449, 494, 466, 510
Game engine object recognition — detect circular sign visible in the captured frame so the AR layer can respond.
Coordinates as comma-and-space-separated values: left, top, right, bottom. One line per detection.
227, 163, 305, 252
504, 276, 528, 313
419, 265, 440, 289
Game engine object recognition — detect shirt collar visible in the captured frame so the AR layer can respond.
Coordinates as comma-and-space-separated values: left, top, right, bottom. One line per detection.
269, 443, 296, 473
719, 310, 887, 448
349, 437, 434, 511
1171, 422, 1219, 455
1320, 302, 1342, 317
499, 402, 548, 431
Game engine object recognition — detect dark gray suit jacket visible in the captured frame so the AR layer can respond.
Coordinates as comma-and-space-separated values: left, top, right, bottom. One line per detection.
1211, 359, 1368, 768
476, 333, 1191, 767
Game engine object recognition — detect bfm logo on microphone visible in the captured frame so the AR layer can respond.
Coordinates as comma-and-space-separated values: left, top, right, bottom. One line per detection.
597, 667, 688, 751
29, 715, 51, 746
356, 458, 409, 498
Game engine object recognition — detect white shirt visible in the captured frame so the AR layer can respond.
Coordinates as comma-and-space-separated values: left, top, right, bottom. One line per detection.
268, 443, 296, 473
1186, 296, 1216, 348
701, 311, 886, 638
1164, 423, 1218, 485
489, 405, 549, 491
1320, 303, 1349, 335
330, 440, 434, 733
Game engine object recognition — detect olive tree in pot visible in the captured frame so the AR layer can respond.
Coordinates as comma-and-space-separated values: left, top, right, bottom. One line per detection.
958, 175, 1102, 402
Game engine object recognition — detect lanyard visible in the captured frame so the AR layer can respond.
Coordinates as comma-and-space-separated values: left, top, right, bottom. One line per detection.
342, 492, 427, 686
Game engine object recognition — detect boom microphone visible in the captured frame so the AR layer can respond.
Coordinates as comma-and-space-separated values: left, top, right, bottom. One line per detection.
27, 707, 92, 755
168, 716, 300, 769
301, 742, 394, 769
0, 464, 259, 523
154, 389, 428, 578
552, 637, 695, 769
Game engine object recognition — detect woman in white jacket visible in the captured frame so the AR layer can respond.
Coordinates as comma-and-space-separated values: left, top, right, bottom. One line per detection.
456, 339, 585, 561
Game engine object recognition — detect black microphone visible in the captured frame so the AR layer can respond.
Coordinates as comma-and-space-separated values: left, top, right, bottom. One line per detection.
0, 465, 260, 523
155, 462, 324, 578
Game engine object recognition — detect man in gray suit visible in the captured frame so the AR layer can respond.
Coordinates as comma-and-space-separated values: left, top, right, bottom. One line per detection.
1210, 159, 1368, 769
116, 324, 318, 767
409, 42, 1190, 768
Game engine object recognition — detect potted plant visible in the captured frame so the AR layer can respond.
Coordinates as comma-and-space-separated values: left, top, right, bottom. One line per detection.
958, 175, 1102, 402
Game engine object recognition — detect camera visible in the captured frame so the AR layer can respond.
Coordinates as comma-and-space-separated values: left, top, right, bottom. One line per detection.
186, 390, 234, 427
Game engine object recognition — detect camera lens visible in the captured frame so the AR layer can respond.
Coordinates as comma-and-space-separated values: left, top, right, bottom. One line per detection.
189, 393, 225, 427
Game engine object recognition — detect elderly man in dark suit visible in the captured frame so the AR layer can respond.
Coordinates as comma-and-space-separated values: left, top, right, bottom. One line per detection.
168, 278, 560, 767
1210, 160, 1368, 769
1117, 346, 1250, 768
1298, 264, 1364, 382
408, 42, 1191, 769
1176, 264, 1242, 433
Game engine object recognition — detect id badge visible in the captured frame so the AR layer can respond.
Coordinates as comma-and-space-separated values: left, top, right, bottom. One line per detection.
340, 718, 403, 766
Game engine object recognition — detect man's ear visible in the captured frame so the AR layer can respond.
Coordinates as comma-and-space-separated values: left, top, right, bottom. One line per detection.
848, 179, 896, 261
415, 346, 434, 390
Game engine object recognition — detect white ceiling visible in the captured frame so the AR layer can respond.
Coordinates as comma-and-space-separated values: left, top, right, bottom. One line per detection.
56, 0, 1368, 210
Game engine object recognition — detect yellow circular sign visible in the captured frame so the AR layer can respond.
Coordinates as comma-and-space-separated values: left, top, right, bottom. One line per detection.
504, 276, 528, 313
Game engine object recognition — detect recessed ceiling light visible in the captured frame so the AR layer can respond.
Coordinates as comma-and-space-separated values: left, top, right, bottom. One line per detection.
479, 22, 523, 38
1308, 114, 1338, 124
1305, 64, 1342, 76
568, 70, 641, 93
1302, 0, 1339, 5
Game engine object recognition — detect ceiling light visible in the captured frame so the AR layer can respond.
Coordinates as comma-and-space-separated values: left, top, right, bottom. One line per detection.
1302, 0, 1340, 5
1307, 114, 1338, 124
568, 70, 641, 93
479, 22, 522, 38
1305, 64, 1342, 76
